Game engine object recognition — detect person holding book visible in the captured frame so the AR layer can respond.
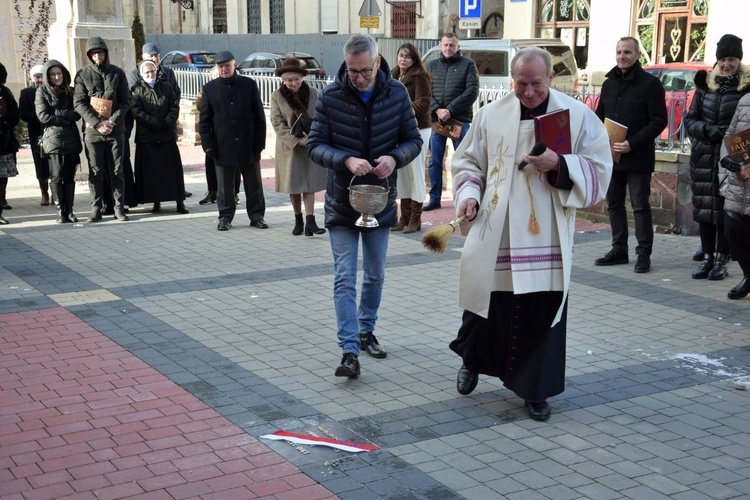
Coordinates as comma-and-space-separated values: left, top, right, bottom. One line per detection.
73, 37, 131, 222
594, 37, 667, 274
35, 60, 82, 224
720, 91, 750, 299
684, 34, 750, 281
391, 43, 431, 233
424, 32, 479, 211
448, 47, 612, 421
269, 57, 326, 236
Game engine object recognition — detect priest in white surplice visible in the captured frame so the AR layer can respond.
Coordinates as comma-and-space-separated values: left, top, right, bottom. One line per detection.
449, 47, 613, 422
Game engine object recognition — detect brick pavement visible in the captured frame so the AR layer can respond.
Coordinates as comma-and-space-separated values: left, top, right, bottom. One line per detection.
2, 142, 750, 500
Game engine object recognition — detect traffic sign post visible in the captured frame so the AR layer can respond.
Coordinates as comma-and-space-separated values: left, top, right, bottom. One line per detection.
459, 0, 481, 30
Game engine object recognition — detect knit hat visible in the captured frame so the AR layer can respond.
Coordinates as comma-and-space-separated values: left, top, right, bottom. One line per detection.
716, 34, 743, 60
274, 57, 308, 78
30, 64, 44, 78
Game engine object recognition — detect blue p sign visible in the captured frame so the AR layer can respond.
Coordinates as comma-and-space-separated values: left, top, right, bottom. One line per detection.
461, 0, 481, 18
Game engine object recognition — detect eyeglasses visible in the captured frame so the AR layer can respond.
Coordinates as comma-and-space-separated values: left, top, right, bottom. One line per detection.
346, 65, 376, 79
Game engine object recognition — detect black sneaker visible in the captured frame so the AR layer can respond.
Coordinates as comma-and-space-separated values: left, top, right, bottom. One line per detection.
359, 332, 387, 359
595, 250, 629, 266
335, 353, 360, 378
634, 254, 650, 273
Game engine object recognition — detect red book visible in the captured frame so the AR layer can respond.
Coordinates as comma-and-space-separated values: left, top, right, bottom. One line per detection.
534, 108, 571, 155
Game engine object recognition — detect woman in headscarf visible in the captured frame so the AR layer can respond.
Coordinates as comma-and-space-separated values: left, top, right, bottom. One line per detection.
270, 57, 326, 236
35, 60, 82, 223
130, 59, 187, 214
685, 34, 750, 281
0, 62, 20, 224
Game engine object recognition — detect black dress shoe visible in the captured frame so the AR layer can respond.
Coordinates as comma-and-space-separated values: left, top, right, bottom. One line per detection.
335, 353, 360, 378
692, 247, 704, 261
1, 201, 11, 210
423, 200, 441, 211
634, 254, 650, 273
0, 215, 8, 225
595, 250, 629, 266
457, 365, 478, 395
728, 277, 750, 300
250, 218, 269, 229
525, 400, 551, 421
152, 202, 161, 213
217, 219, 232, 231
359, 332, 386, 359
184, 191, 192, 198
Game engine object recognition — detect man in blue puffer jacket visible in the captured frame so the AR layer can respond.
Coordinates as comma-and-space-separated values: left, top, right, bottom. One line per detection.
308, 34, 422, 379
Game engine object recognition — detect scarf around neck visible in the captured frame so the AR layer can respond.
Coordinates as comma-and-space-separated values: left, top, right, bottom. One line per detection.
716, 73, 740, 94
279, 82, 311, 119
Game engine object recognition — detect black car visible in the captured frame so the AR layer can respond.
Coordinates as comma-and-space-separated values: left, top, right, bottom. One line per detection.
237, 52, 326, 78
160, 50, 217, 70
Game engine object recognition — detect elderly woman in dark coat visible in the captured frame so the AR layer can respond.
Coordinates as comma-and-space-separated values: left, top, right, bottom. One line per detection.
684, 34, 750, 281
270, 57, 326, 236
0, 62, 20, 224
131, 60, 187, 214
35, 60, 82, 223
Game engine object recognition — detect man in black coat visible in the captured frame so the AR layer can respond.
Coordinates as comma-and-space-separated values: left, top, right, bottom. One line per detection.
74, 36, 132, 222
595, 36, 667, 273
19, 64, 51, 206
199, 51, 267, 231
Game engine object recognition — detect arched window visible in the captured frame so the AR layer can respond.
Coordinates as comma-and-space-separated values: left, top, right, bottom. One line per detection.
635, 0, 708, 65
535, 0, 591, 70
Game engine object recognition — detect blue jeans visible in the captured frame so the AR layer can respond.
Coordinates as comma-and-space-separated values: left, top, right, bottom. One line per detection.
428, 122, 470, 204
329, 225, 390, 355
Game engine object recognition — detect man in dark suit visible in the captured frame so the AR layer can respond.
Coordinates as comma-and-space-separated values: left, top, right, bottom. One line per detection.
198, 51, 267, 231
19, 64, 50, 206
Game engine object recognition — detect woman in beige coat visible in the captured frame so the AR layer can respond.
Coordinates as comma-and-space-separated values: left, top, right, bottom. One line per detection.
270, 58, 327, 236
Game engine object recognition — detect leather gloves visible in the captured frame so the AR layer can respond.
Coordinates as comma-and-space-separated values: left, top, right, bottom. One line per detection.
720, 156, 742, 173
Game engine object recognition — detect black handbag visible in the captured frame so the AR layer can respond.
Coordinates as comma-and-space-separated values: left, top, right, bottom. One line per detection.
292, 114, 312, 138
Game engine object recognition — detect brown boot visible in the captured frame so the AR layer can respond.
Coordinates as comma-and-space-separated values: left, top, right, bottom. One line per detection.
403, 199, 422, 234
391, 198, 411, 231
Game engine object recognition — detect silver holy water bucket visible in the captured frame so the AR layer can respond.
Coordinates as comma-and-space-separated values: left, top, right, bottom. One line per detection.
348, 176, 389, 228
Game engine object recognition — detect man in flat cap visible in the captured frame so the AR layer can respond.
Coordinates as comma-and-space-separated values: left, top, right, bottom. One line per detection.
199, 50, 267, 231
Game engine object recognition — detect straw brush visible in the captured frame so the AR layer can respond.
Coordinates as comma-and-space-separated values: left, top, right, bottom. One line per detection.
421, 216, 465, 253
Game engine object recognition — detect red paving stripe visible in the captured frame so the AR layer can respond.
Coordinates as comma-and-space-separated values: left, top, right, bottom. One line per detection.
0, 307, 337, 499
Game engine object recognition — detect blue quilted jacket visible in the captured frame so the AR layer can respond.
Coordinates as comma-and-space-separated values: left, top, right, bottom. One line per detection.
307, 57, 422, 228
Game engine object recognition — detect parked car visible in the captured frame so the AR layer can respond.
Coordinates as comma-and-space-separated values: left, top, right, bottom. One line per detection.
422, 38, 579, 93
643, 63, 711, 140
160, 50, 217, 71
237, 52, 326, 78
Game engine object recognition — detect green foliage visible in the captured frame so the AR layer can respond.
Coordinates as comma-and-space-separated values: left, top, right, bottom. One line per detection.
132, 14, 146, 63
690, 25, 706, 61
638, 25, 654, 66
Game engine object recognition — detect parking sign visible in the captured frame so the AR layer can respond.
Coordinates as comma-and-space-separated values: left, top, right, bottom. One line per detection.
460, 0, 481, 18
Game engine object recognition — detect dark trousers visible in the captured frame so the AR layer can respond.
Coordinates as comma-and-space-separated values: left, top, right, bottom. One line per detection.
216, 160, 265, 222
698, 222, 729, 255
86, 134, 125, 211
427, 123, 469, 204
606, 170, 653, 256
205, 154, 239, 194
725, 212, 750, 276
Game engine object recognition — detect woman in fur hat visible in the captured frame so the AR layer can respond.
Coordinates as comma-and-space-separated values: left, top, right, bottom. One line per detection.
684, 34, 750, 281
269, 58, 326, 236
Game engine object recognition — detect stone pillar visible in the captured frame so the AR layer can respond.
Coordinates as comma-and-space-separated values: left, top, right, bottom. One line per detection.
49, 0, 135, 77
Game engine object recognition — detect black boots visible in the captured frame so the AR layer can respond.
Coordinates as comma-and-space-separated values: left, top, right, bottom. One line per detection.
728, 277, 750, 300
692, 254, 714, 279
708, 253, 729, 280
53, 181, 76, 223
392, 199, 411, 231
176, 200, 189, 214
305, 214, 326, 236
334, 353, 360, 378
292, 213, 304, 235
